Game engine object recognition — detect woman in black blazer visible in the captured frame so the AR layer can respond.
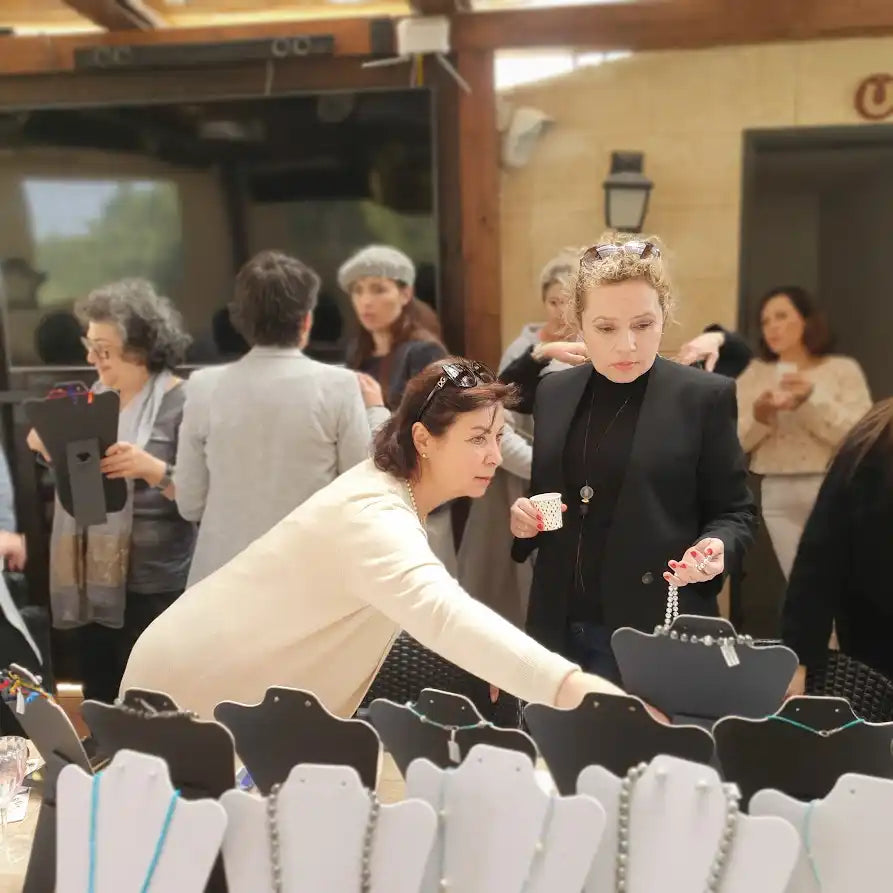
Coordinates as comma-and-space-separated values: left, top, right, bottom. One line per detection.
510, 235, 757, 681
782, 398, 893, 693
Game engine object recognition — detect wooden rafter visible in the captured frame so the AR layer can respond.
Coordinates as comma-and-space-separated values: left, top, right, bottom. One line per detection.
62, 0, 166, 31
0, 16, 384, 75
2, 0, 893, 76
451, 0, 893, 52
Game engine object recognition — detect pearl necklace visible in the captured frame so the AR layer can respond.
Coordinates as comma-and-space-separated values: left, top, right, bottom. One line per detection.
266, 783, 381, 893
651, 627, 754, 648
406, 480, 428, 533
664, 583, 679, 627
616, 762, 740, 892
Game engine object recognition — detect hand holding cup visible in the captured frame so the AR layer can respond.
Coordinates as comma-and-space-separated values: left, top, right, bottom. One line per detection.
510, 493, 567, 538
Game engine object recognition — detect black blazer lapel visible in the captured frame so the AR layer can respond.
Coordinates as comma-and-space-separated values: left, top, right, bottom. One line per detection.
606, 357, 676, 539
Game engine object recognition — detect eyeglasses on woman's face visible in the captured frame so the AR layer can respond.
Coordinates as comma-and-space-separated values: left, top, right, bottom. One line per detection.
80, 337, 114, 362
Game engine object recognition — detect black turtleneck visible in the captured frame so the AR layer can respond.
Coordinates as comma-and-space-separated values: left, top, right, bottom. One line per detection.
562, 366, 651, 623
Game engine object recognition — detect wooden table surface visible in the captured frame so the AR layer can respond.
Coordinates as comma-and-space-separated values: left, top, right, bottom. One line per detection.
0, 775, 43, 892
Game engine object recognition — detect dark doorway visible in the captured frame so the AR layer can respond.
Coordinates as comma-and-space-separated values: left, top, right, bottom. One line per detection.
737, 123, 893, 636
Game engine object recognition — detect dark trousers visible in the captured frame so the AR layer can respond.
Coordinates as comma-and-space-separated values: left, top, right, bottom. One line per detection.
567, 621, 623, 686
77, 590, 181, 704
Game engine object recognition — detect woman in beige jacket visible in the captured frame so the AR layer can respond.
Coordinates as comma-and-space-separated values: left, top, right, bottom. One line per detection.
736, 286, 871, 578
122, 359, 644, 720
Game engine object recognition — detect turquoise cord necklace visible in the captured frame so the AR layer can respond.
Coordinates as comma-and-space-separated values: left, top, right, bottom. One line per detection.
87, 771, 181, 893
766, 715, 866, 890
768, 714, 864, 737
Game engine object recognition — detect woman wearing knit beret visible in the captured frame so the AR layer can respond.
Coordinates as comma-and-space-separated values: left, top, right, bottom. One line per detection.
339, 245, 446, 416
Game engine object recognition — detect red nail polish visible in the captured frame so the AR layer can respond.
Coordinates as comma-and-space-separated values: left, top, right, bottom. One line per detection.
680, 563, 687, 569
690, 550, 698, 558
669, 561, 677, 568
537, 523, 544, 531
706, 548, 713, 556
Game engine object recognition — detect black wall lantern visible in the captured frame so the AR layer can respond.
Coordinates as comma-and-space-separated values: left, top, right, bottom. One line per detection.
603, 151, 653, 233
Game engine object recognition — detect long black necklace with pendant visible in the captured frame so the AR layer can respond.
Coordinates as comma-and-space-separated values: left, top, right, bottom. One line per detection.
578, 388, 632, 518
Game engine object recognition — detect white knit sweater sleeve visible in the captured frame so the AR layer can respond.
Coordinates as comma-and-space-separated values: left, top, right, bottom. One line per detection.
795, 356, 872, 448
343, 497, 577, 705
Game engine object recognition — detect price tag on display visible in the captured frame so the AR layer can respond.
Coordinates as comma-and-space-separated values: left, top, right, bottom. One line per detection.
720, 640, 740, 668
448, 729, 461, 764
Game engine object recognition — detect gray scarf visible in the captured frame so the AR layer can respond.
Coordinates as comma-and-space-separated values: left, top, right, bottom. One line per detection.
50, 372, 172, 629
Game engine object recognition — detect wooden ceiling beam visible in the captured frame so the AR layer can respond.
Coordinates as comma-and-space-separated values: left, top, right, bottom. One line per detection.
3, 0, 893, 78
452, 0, 893, 51
410, 0, 471, 17
62, 0, 166, 31
0, 16, 386, 76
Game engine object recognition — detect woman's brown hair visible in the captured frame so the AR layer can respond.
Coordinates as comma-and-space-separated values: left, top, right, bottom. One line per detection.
833, 398, 893, 483
757, 286, 834, 361
348, 290, 443, 382
374, 357, 517, 479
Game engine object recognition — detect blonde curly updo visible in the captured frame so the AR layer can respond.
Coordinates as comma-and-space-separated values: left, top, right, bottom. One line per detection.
569, 230, 674, 328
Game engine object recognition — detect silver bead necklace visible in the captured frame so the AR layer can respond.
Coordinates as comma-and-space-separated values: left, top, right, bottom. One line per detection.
615, 762, 740, 893
652, 626, 754, 648
266, 782, 381, 893
112, 698, 197, 720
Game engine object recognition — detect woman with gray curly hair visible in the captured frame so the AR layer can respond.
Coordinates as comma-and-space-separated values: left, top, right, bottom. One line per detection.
27, 278, 197, 703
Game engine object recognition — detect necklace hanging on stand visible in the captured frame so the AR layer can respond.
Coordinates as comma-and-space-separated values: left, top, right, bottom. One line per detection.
615, 762, 740, 893
87, 771, 181, 893
266, 782, 381, 893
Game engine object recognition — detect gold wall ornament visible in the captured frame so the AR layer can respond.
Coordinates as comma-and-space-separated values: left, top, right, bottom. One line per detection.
854, 74, 893, 121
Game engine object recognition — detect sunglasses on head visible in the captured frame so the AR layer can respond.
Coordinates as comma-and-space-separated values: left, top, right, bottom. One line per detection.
582, 240, 661, 263
416, 360, 496, 422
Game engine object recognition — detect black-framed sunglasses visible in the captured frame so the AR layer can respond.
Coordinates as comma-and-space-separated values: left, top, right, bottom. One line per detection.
416, 360, 496, 422
582, 240, 661, 263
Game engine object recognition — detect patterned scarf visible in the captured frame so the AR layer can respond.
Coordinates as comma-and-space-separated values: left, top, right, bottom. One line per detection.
49, 371, 172, 629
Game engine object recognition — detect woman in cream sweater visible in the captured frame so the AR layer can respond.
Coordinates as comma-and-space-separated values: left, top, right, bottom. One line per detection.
121, 358, 640, 720
736, 286, 871, 578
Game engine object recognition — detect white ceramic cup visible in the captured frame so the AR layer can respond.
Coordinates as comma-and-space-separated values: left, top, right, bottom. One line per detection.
775, 361, 797, 381
530, 492, 563, 531
774, 361, 797, 407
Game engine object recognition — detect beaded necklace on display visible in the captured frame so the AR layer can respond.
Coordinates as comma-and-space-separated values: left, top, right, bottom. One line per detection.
664, 583, 679, 628
615, 762, 740, 893
113, 698, 197, 720
407, 704, 491, 764
651, 627, 755, 648
266, 782, 381, 893
87, 771, 180, 893
768, 714, 865, 738
654, 582, 753, 648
